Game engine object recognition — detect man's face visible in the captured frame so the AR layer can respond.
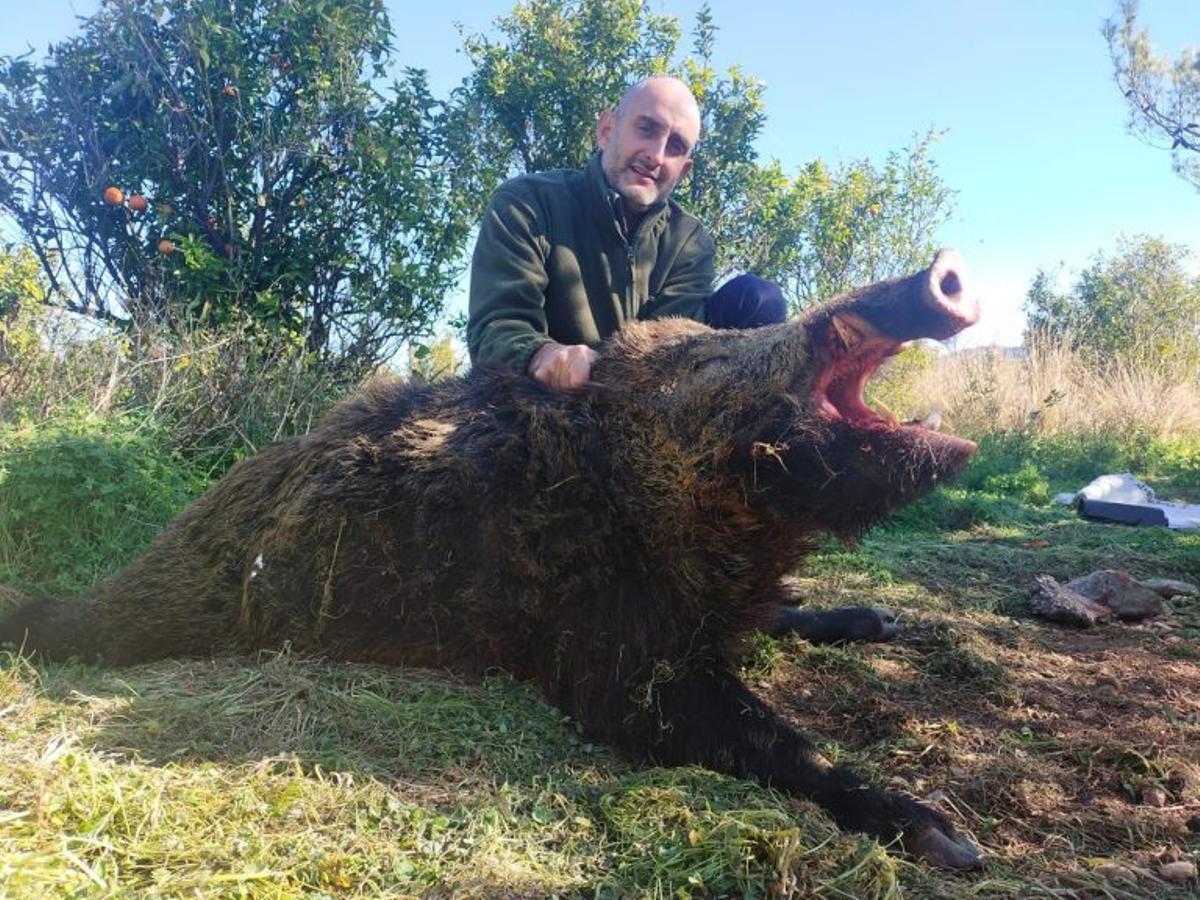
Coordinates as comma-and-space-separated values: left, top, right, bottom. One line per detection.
597, 82, 700, 215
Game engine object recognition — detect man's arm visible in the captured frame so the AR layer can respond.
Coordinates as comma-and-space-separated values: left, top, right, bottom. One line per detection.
642, 221, 716, 322
466, 188, 556, 375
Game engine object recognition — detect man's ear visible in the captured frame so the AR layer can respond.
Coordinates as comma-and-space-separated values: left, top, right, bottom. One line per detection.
679, 157, 693, 181
596, 108, 615, 150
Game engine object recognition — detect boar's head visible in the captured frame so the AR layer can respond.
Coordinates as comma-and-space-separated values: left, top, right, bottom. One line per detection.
593, 249, 980, 537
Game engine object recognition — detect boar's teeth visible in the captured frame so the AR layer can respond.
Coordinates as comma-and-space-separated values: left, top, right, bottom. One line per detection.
921, 407, 942, 431
831, 315, 862, 352
871, 399, 900, 426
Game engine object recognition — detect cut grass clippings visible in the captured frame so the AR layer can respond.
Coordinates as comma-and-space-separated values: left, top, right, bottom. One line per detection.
0, 653, 901, 898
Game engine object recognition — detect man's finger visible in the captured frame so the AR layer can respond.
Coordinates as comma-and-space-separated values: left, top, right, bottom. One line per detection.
567, 350, 592, 389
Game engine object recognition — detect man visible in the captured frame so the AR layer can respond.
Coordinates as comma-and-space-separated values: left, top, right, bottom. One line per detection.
467, 75, 786, 389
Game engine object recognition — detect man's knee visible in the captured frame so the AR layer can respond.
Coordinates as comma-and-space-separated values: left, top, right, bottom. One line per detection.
705, 274, 787, 329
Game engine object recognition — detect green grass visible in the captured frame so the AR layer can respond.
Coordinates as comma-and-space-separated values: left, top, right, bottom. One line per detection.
0, 423, 1198, 896
0, 412, 204, 594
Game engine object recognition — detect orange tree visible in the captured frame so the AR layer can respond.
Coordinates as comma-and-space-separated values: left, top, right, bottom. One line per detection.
0, 0, 482, 372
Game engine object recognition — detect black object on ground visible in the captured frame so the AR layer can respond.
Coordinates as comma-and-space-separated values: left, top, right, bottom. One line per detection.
1077, 499, 1168, 527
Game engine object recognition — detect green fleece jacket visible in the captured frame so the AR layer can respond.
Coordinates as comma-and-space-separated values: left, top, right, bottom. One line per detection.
467, 154, 716, 374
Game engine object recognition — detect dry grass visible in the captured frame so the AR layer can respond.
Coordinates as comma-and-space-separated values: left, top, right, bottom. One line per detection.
899, 337, 1200, 439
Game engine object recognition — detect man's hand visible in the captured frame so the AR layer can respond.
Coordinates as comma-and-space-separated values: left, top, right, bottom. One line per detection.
527, 341, 599, 390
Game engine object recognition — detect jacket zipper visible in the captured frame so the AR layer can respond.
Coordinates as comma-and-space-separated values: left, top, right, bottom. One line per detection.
625, 218, 646, 318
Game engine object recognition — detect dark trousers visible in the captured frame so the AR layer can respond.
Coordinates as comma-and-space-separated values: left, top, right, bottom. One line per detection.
705, 274, 787, 329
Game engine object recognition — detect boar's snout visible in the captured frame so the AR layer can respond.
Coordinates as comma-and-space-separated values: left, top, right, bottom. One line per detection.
922, 248, 980, 341
836, 248, 980, 346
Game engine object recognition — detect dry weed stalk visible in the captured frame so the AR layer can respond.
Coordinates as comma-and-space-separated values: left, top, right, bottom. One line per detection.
912, 336, 1200, 439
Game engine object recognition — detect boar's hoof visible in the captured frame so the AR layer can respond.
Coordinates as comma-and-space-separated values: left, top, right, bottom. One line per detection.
858, 607, 900, 642
768, 605, 900, 643
905, 823, 986, 870
882, 791, 984, 870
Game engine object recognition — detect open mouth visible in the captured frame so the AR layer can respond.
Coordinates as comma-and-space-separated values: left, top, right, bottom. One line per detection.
810, 321, 968, 450
807, 250, 979, 450
812, 316, 931, 427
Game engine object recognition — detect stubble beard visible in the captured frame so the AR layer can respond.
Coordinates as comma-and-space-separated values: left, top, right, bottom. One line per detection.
603, 152, 663, 215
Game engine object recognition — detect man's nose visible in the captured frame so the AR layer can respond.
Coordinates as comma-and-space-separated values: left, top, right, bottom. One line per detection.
643, 136, 667, 167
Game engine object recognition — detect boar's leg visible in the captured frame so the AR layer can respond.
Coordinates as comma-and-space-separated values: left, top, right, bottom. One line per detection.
627, 666, 983, 869
766, 605, 900, 643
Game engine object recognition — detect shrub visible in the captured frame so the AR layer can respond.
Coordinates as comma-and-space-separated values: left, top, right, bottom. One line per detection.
0, 413, 204, 594
2, 300, 351, 476
913, 335, 1200, 440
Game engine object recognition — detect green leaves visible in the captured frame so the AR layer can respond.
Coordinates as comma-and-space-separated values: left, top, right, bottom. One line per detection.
0, 414, 203, 593
743, 131, 955, 312
0, 0, 481, 373
1024, 235, 1200, 370
458, 0, 679, 175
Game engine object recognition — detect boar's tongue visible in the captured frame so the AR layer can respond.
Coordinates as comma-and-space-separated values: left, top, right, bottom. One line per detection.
812, 249, 980, 427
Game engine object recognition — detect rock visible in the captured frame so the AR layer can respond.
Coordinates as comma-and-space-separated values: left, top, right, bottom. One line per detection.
1159, 861, 1196, 882
1186, 814, 1200, 834
1138, 785, 1167, 807
1139, 577, 1199, 598
1093, 862, 1136, 881
1063, 570, 1165, 621
1029, 575, 1112, 627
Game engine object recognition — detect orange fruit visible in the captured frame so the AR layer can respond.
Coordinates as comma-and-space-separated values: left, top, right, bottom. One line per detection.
103, 186, 124, 206
157, 239, 175, 255
128, 194, 148, 213
222, 84, 238, 97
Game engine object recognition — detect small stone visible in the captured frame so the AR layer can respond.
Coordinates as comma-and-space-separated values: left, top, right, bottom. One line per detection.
1140, 577, 1199, 598
1187, 814, 1200, 833
1064, 570, 1164, 621
1159, 861, 1196, 882
1029, 574, 1111, 627
1094, 862, 1136, 881
1139, 785, 1168, 807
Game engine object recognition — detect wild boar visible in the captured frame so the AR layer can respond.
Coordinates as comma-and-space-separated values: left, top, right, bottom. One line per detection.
0, 249, 983, 868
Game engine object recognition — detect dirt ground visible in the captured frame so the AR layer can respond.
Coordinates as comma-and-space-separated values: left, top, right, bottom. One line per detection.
760, 597, 1200, 894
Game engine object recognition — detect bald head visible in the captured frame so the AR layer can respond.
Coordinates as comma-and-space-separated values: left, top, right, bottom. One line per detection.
596, 76, 702, 214
614, 76, 701, 138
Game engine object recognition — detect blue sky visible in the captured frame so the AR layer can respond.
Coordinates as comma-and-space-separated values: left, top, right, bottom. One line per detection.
3, 0, 1198, 346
